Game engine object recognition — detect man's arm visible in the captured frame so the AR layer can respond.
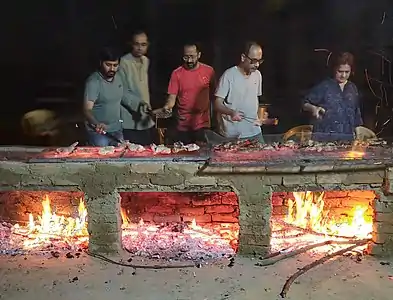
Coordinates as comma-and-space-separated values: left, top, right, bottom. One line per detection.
164, 94, 177, 110
147, 57, 158, 105
257, 71, 264, 105
156, 70, 178, 112
257, 71, 263, 97
121, 90, 145, 113
118, 68, 146, 113
118, 66, 130, 90
215, 97, 236, 116
214, 72, 236, 117
83, 78, 100, 125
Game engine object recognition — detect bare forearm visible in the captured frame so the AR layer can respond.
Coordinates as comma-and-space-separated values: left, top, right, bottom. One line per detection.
215, 98, 234, 116
164, 95, 176, 110
84, 109, 98, 125
303, 103, 317, 112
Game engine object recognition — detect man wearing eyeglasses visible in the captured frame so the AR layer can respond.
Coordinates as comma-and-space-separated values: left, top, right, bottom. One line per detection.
119, 30, 156, 145
214, 41, 266, 143
153, 42, 215, 144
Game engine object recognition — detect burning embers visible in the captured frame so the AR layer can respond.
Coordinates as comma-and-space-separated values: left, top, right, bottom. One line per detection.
271, 190, 374, 254
120, 192, 239, 261
0, 191, 239, 261
0, 192, 88, 254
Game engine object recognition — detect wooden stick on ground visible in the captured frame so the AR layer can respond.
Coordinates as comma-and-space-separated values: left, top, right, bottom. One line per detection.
274, 219, 356, 240
279, 239, 370, 298
257, 238, 369, 267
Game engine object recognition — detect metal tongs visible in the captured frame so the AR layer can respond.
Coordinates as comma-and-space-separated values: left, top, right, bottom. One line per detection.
88, 124, 125, 145
238, 111, 278, 125
234, 115, 278, 126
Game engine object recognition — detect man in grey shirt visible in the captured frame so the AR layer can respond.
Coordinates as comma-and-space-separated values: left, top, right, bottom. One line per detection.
84, 47, 147, 146
214, 42, 266, 143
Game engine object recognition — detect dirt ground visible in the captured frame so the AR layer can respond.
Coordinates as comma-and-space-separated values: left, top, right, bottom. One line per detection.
0, 252, 392, 300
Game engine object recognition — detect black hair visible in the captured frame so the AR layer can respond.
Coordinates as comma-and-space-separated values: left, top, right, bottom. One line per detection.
98, 46, 121, 62
131, 29, 148, 39
183, 41, 201, 53
242, 41, 262, 56
125, 29, 148, 45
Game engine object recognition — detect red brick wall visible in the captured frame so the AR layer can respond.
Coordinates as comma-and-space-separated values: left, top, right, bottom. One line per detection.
120, 192, 239, 224
0, 191, 84, 224
271, 190, 376, 222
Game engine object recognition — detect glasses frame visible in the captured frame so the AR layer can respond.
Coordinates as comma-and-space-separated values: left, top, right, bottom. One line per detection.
244, 54, 264, 65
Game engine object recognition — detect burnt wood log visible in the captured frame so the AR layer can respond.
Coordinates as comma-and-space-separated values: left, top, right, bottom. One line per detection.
279, 239, 370, 298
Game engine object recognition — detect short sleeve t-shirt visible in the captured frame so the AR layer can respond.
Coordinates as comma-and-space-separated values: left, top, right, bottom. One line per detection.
215, 66, 262, 138
84, 72, 124, 132
167, 63, 214, 131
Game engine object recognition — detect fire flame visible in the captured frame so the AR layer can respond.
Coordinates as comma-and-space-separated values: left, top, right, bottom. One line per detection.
346, 150, 365, 159
286, 191, 372, 239
13, 195, 88, 249
120, 207, 130, 228
345, 140, 366, 159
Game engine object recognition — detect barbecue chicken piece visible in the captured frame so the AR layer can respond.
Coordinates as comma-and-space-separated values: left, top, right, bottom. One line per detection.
98, 146, 115, 155
151, 144, 171, 154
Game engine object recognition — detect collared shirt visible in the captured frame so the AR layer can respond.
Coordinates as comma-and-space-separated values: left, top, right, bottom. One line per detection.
303, 78, 363, 140
119, 53, 154, 130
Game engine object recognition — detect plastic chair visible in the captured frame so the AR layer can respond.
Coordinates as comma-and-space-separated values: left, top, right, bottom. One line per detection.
283, 125, 314, 142
21, 109, 60, 138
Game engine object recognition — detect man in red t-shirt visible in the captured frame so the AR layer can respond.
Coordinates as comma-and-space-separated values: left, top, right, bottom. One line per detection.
153, 42, 215, 144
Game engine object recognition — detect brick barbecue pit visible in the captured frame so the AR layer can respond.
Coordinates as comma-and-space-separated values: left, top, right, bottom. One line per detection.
1, 143, 393, 258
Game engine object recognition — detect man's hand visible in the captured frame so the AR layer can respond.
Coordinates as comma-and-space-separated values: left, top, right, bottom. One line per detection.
151, 108, 165, 115
150, 107, 172, 118
230, 110, 244, 122
311, 106, 326, 119
95, 123, 107, 134
141, 102, 152, 114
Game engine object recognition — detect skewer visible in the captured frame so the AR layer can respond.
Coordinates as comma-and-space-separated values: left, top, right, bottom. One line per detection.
242, 116, 279, 125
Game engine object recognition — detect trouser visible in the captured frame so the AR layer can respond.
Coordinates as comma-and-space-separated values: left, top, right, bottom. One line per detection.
123, 127, 157, 146
86, 130, 123, 147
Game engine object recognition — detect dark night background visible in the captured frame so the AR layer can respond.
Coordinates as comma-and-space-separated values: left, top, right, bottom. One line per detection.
1, 0, 393, 146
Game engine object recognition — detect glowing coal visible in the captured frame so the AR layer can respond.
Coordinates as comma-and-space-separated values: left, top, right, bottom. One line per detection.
121, 209, 239, 261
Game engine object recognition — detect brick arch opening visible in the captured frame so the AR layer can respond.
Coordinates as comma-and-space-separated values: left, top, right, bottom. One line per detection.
119, 191, 239, 261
